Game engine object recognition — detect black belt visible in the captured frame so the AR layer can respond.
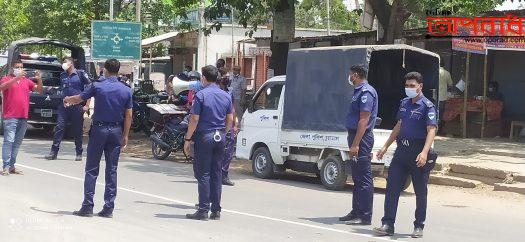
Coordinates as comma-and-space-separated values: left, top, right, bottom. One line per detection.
397, 139, 425, 147
92, 121, 122, 127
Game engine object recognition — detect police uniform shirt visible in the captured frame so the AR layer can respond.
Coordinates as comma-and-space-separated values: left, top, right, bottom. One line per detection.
397, 96, 438, 140
190, 83, 233, 132
80, 76, 133, 123
60, 70, 90, 96
346, 82, 378, 131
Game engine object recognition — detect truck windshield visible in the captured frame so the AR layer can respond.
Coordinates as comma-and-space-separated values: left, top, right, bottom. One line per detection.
254, 84, 283, 111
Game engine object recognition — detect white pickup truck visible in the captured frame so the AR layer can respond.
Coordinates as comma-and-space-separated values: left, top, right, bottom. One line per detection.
236, 45, 440, 190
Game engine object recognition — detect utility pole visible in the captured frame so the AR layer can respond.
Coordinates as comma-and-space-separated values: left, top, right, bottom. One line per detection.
136, 0, 141, 22
136, 0, 141, 82
110, 0, 114, 21
231, 6, 235, 66
326, 0, 331, 35
197, 0, 206, 69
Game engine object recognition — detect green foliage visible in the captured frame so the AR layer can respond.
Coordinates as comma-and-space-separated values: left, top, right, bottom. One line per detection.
295, 0, 362, 31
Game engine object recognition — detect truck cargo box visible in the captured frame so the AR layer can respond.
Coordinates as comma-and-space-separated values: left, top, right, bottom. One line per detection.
282, 44, 440, 132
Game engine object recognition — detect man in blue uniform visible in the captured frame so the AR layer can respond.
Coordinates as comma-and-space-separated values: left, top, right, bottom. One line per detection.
373, 72, 438, 238
184, 65, 234, 220
339, 65, 378, 225
64, 59, 133, 218
46, 57, 91, 161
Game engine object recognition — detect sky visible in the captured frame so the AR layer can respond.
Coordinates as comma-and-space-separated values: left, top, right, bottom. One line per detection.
342, 0, 525, 11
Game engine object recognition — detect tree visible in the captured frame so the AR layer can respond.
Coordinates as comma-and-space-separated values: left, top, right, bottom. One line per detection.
296, 0, 362, 31
0, 0, 178, 50
368, 0, 506, 43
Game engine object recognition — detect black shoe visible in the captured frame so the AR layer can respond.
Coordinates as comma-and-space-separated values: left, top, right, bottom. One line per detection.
373, 224, 395, 236
73, 208, 93, 217
345, 218, 371, 225
338, 212, 356, 221
210, 211, 221, 220
45, 152, 57, 160
222, 178, 235, 186
186, 211, 208, 220
411, 227, 424, 238
75, 155, 82, 161
97, 210, 113, 218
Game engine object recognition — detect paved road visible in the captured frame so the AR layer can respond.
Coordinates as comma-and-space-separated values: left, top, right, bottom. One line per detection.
1, 138, 524, 242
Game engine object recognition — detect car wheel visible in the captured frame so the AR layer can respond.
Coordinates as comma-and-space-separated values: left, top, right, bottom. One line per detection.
320, 156, 347, 190
252, 147, 275, 179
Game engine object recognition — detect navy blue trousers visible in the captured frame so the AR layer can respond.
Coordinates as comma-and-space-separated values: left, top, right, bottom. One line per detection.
52, 105, 84, 155
222, 131, 235, 178
194, 131, 226, 213
82, 124, 122, 212
381, 139, 435, 229
347, 130, 374, 221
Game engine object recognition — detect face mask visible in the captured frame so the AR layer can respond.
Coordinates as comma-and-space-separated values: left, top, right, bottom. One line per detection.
348, 75, 354, 87
62, 63, 71, 71
405, 88, 419, 98
13, 68, 22, 77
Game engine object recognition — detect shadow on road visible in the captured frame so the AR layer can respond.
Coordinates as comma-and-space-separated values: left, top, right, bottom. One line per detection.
299, 216, 340, 225
350, 228, 412, 240
155, 214, 189, 219
30, 206, 73, 216
135, 201, 194, 210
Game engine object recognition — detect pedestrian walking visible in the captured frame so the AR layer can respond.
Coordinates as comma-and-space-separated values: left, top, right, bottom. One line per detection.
184, 65, 234, 220
0, 60, 43, 176
45, 57, 91, 161
339, 65, 378, 225
64, 59, 133, 218
228, 66, 246, 122
373, 72, 438, 238
218, 70, 236, 186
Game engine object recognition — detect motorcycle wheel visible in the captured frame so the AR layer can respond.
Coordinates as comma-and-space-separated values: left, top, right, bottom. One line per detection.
151, 132, 172, 160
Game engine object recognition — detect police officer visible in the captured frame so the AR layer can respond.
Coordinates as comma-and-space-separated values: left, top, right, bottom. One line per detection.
184, 65, 234, 220
64, 59, 133, 218
339, 65, 378, 225
46, 57, 91, 161
218, 69, 236, 186
373, 72, 438, 238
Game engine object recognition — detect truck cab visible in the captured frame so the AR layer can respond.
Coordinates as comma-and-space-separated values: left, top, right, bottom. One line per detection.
236, 45, 440, 190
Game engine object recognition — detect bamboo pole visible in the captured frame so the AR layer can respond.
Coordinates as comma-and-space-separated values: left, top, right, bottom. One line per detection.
462, 52, 470, 138
481, 53, 488, 138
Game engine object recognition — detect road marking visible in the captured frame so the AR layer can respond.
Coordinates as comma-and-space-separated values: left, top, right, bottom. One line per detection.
17, 163, 398, 242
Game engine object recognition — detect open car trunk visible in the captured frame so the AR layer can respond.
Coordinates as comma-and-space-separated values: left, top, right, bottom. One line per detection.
282, 44, 440, 132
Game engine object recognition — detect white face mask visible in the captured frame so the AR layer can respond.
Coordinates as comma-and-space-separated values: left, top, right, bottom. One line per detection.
13, 68, 23, 77
405, 88, 419, 98
62, 63, 71, 71
348, 75, 354, 87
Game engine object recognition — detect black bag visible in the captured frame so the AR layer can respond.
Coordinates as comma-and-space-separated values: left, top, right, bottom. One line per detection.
422, 148, 438, 172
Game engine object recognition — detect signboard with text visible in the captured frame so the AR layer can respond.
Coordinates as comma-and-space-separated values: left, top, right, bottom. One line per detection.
91, 21, 142, 60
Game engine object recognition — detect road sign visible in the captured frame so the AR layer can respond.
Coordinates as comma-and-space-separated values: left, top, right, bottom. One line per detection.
91, 21, 142, 60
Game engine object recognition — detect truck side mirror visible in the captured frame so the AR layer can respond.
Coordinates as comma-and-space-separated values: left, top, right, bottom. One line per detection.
375, 117, 382, 127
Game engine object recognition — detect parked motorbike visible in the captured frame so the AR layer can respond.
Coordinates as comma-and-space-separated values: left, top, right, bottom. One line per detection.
147, 103, 189, 160
131, 88, 169, 136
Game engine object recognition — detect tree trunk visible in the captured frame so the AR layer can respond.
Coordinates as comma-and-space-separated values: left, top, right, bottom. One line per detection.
269, 0, 295, 76
369, 0, 411, 44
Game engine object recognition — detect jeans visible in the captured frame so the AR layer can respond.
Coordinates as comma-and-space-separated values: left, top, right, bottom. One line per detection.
2, 118, 28, 169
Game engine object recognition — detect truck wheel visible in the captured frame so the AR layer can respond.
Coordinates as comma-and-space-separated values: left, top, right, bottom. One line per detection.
320, 156, 347, 190
252, 147, 275, 179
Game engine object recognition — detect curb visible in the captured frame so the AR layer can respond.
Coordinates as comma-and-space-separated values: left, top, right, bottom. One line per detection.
429, 174, 481, 188
514, 174, 525, 183
494, 183, 525, 195
448, 164, 511, 180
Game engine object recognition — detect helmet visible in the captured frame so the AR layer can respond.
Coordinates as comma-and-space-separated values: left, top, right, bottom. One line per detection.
188, 71, 201, 80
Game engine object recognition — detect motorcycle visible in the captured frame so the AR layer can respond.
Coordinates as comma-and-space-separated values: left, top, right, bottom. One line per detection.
131, 88, 169, 136
147, 103, 189, 160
